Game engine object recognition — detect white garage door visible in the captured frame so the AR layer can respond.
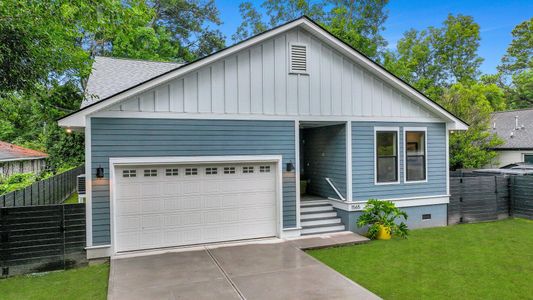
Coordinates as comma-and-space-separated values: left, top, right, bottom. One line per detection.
114, 162, 277, 252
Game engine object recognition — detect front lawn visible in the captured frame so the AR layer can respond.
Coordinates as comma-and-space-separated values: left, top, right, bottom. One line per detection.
63, 192, 79, 204
0, 263, 109, 300
308, 218, 533, 299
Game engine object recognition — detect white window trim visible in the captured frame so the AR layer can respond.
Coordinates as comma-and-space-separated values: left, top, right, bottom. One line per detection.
522, 153, 533, 162
108, 155, 283, 256
374, 126, 400, 185
403, 127, 428, 184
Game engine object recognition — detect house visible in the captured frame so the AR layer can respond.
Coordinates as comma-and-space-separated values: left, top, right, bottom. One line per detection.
58, 17, 468, 259
0, 141, 48, 179
488, 108, 533, 167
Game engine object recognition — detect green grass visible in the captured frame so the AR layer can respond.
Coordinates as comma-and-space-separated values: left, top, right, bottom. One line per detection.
0, 264, 109, 300
63, 192, 79, 204
308, 218, 533, 300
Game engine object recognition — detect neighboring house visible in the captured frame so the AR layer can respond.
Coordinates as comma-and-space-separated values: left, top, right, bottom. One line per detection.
59, 17, 468, 259
488, 109, 533, 168
0, 141, 48, 178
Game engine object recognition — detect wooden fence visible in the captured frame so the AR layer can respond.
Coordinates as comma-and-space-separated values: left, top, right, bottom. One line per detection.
0, 203, 86, 277
0, 166, 84, 207
449, 174, 533, 224
510, 176, 533, 219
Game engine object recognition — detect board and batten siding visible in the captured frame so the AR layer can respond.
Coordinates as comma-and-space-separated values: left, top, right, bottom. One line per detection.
90, 118, 296, 245
107, 28, 438, 121
302, 124, 346, 199
352, 122, 447, 200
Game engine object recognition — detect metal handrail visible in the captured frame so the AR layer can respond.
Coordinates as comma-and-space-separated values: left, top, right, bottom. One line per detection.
325, 177, 345, 201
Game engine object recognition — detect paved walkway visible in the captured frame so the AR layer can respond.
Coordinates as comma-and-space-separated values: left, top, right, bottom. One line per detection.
108, 240, 379, 300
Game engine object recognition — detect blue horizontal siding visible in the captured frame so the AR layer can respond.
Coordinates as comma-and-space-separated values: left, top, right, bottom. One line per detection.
90, 118, 296, 246
352, 122, 447, 200
302, 125, 346, 199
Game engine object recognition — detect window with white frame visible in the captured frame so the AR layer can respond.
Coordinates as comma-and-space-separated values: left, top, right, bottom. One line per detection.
405, 130, 426, 182
243, 166, 254, 174
376, 130, 398, 183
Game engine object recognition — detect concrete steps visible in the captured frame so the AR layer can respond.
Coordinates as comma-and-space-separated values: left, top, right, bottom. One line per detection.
300, 200, 345, 235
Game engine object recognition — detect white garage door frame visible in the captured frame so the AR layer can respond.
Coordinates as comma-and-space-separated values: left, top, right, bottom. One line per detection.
108, 155, 283, 255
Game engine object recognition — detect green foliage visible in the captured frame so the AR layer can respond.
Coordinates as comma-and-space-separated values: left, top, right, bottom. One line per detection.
440, 83, 505, 169
498, 18, 532, 76
384, 14, 483, 96
232, 0, 387, 59
506, 70, 533, 109
496, 18, 532, 109
0, 173, 36, 195
325, 0, 389, 59
1, 0, 225, 171
357, 199, 409, 239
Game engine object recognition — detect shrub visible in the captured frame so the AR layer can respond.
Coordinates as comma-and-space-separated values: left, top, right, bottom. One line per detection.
357, 199, 409, 239
0, 173, 36, 195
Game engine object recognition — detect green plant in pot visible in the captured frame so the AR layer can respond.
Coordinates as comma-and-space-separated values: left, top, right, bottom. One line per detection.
357, 199, 409, 240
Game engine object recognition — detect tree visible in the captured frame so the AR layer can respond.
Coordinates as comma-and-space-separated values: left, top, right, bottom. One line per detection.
497, 18, 532, 109
0, 0, 89, 94
232, 0, 388, 60
325, 0, 389, 59
232, 0, 325, 44
385, 14, 483, 98
498, 18, 532, 76
0, 0, 228, 173
440, 83, 504, 169
232, 2, 267, 42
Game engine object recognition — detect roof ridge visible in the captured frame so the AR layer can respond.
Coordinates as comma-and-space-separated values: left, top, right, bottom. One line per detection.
493, 108, 533, 114
94, 55, 184, 65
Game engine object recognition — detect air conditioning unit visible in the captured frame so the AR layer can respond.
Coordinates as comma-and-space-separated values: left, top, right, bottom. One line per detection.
77, 174, 86, 204
77, 174, 86, 195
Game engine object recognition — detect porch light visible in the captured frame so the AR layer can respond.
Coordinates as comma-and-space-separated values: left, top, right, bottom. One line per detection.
96, 166, 105, 178
286, 162, 294, 172
65, 128, 72, 134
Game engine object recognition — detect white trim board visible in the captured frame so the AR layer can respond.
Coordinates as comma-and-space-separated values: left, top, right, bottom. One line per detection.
374, 126, 401, 185
403, 127, 428, 184
58, 17, 467, 130
107, 155, 285, 256
89, 110, 446, 123
329, 195, 450, 212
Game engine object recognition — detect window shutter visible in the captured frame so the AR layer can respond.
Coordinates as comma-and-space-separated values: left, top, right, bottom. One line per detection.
289, 43, 308, 74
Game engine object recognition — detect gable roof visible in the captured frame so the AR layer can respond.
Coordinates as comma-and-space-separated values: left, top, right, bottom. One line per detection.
83, 56, 182, 107
490, 108, 533, 150
59, 16, 468, 130
0, 141, 48, 162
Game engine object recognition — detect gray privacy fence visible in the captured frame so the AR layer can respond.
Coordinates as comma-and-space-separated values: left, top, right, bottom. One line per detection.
448, 174, 533, 224
0, 166, 84, 207
0, 203, 86, 277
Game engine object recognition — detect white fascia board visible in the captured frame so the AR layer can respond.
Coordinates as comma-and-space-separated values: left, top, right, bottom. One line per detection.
58, 17, 468, 131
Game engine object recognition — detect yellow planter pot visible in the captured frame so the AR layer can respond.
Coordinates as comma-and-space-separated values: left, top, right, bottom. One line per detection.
376, 225, 391, 240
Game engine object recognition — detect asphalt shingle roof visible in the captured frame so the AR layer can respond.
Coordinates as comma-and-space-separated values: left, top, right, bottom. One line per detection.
0, 141, 48, 162
82, 56, 182, 108
490, 109, 533, 149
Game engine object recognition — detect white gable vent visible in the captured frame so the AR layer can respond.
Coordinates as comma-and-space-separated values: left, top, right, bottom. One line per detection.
289, 43, 308, 74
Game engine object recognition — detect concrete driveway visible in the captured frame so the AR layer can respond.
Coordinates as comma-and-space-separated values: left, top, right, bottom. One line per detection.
108, 241, 379, 300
